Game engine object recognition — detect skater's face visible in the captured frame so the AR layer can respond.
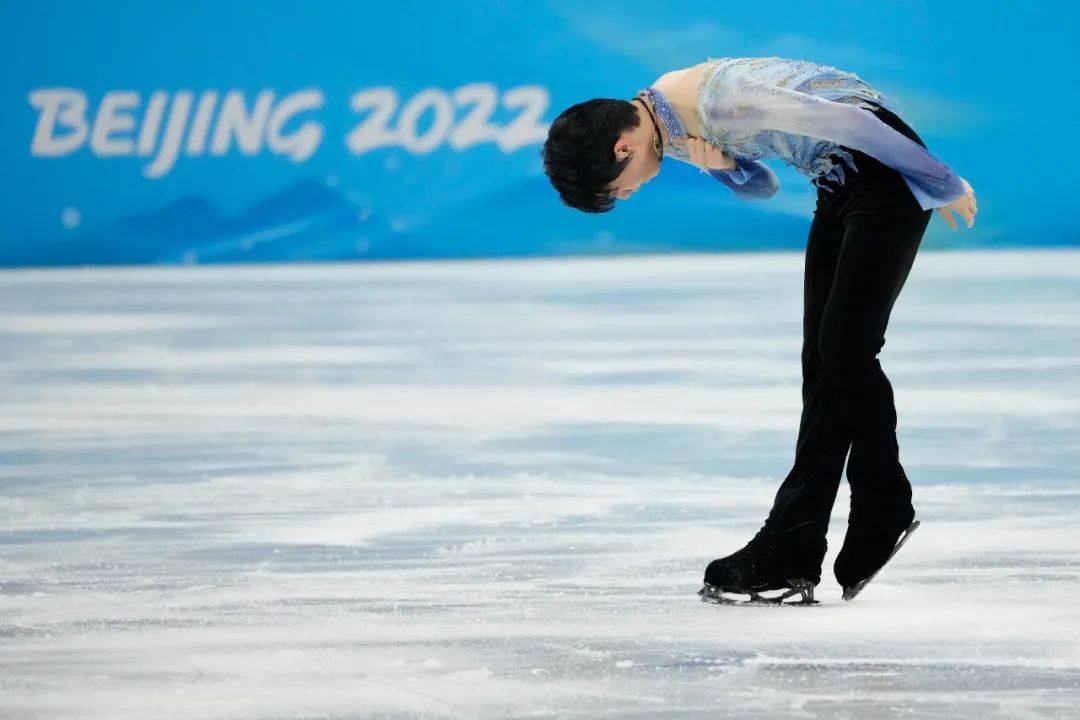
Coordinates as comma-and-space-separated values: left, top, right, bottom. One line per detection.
606, 107, 661, 201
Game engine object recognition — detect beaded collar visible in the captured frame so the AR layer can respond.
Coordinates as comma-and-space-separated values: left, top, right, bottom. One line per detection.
638, 86, 687, 150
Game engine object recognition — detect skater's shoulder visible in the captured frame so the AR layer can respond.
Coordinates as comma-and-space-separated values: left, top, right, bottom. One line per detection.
652, 62, 713, 105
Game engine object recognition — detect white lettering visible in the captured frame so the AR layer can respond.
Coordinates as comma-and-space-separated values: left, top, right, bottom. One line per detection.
90, 91, 139, 156
137, 92, 168, 156
266, 89, 323, 162
211, 90, 274, 156
28, 89, 89, 156
144, 92, 193, 179
186, 91, 219, 155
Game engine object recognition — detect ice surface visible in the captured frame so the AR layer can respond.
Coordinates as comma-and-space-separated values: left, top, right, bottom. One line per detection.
1, 249, 1078, 719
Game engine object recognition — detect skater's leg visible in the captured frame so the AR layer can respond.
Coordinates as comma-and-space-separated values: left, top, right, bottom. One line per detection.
829, 206, 928, 517
823, 103, 936, 592
718, 102, 932, 599
796, 205, 844, 452
764, 206, 849, 537
768, 102, 932, 538
702, 212, 843, 596
844, 362, 909, 516
831, 203, 931, 590
765, 182, 929, 538
844, 358, 915, 522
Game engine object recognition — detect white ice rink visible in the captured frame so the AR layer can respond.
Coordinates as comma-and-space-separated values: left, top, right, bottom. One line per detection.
2, 249, 1078, 719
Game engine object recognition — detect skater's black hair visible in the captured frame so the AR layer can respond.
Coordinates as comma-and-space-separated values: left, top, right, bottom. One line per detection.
540, 98, 640, 214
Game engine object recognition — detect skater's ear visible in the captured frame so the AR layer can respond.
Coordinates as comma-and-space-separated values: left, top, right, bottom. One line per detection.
541, 98, 639, 213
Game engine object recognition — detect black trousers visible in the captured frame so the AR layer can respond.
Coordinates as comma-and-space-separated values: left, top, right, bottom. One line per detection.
764, 103, 933, 537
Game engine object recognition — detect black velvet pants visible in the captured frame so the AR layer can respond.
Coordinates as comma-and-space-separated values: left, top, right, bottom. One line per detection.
764, 103, 933, 538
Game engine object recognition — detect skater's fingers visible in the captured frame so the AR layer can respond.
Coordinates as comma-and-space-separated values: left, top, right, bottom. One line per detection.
687, 137, 703, 168
946, 208, 958, 230
937, 207, 958, 231
705, 142, 735, 170
953, 196, 975, 229
694, 141, 710, 172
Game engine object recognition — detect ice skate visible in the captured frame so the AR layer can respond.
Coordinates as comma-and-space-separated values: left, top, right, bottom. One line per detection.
836, 514, 921, 601
698, 521, 826, 607
698, 577, 819, 606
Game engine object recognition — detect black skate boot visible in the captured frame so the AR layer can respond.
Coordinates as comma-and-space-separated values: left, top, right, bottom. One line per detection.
698, 520, 826, 607
834, 487, 920, 601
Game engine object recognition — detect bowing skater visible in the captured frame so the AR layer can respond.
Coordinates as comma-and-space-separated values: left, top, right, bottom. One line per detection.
541, 56, 978, 605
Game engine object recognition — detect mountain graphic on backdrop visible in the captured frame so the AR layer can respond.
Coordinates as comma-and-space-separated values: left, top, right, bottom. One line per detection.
8, 180, 420, 267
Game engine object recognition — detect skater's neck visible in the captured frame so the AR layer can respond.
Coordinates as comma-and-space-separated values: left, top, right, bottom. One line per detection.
636, 87, 681, 153
649, 67, 707, 139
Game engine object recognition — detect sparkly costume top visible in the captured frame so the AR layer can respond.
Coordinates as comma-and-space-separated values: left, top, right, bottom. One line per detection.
639, 56, 966, 210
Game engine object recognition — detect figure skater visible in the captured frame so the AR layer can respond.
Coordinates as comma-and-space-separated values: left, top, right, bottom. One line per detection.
541, 56, 977, 605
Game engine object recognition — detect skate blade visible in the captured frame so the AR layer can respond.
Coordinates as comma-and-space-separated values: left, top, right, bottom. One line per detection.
698, 578, 819, 607
842, 519, 920, 601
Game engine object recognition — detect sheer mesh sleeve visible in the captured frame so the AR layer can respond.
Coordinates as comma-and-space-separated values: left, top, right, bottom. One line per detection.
705, 75, 966, 210
707, 158, 780, 200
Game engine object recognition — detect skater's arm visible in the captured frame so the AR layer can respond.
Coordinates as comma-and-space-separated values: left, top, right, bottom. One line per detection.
704, 76, 967, 211
684, 134, 779, 200
707, 158, 780, 200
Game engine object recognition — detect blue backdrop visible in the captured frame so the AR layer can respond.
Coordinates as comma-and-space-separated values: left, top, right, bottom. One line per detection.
1, 1, 1075, 266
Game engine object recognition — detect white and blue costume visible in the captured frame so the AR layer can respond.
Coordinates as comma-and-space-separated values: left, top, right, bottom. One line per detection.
639, 56, 966, 210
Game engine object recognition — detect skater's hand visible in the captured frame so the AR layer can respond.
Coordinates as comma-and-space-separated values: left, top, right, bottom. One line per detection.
686, 135, 737, 172
936, 176, 977, 230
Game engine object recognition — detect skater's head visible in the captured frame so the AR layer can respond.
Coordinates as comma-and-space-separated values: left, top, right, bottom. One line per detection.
541, 97, 661, 213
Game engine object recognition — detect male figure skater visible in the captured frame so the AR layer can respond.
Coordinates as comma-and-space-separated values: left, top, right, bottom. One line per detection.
541, 56, 978, 605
